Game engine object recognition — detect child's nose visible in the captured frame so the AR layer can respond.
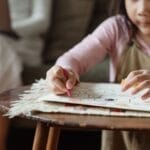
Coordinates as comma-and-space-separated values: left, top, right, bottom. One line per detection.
138, 1, 150, 15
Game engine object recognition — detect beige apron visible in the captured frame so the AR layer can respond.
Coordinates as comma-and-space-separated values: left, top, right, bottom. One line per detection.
101, 41, 150, 150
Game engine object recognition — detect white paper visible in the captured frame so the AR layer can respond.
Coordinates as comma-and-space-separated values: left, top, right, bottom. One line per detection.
38, 82, 150, 112
7, 79, 150, 118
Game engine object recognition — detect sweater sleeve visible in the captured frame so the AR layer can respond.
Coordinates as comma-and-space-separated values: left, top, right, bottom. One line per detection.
56, 16, 120, 76
12, 0, 52, 37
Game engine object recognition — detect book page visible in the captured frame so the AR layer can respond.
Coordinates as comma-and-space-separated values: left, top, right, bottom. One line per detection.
37, 81, 150, 112
7, 79, 150, 118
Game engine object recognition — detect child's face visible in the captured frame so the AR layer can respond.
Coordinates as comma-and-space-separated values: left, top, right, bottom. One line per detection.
125, 0, 150, 38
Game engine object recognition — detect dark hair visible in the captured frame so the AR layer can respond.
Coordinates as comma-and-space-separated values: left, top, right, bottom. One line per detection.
109, 0, 130, 22
116, 0, 137, 42
117, 0, 128, 17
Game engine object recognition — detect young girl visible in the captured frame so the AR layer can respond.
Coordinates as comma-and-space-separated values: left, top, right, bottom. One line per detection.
46, 0, 150, 149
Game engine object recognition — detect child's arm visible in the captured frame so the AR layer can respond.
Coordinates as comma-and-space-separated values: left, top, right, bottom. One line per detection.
121, 70, 150, 100
46, 65, 78, 95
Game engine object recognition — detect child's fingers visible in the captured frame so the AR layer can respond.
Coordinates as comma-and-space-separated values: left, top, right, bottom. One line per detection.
66, 71, 77, 89
47, 77, 67, 94
49, 65, 65, 79
121, 71, 140, 91
46, 65, 78, 95
121, 70, 150, 100
141, 88, 150, 100
121, 78, 139, 91
46, 65, 68, 94
131, 80, 150, 94
125, 70, 145, 81
122, 74, 149, 91
53, 78, 68, 93
46, 66, 60, 82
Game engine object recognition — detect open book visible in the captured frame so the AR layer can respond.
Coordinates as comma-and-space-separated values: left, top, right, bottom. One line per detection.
39, 81, 150, 112
7, 79, 150, 118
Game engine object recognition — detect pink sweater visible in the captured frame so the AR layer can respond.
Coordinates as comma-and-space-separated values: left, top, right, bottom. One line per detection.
56, 15, 150, 82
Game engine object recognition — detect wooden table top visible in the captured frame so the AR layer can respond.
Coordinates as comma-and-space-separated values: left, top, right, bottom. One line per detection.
0, 86, 150, 131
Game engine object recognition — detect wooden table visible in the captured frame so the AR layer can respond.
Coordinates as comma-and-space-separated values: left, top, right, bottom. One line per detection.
0, 87, 150, 150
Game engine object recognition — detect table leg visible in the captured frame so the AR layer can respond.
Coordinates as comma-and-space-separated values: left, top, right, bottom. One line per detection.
46, 127, 61, 150
32, 122, 49, 150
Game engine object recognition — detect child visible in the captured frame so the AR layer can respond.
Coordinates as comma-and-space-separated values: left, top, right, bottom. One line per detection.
46, 0, 150, 149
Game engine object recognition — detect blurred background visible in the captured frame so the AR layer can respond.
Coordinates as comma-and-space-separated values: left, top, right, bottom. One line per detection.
0, 0, 117, 149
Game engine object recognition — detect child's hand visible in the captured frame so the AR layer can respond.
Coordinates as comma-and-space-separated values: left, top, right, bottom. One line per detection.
46, 65, 78, 95
121, 70, 150, 100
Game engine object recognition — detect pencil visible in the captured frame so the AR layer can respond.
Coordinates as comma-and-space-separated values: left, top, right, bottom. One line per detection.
62, 68, 72, 97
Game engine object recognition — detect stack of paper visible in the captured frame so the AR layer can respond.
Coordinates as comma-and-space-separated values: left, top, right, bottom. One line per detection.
7, 79, 150, 118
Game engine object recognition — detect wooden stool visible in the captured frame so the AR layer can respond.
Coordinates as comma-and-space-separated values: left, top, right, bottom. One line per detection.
32, 123, 60, 150
0, 87, 150, 150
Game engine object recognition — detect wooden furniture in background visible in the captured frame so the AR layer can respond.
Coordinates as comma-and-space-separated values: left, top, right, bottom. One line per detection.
0, 0, 11, 32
